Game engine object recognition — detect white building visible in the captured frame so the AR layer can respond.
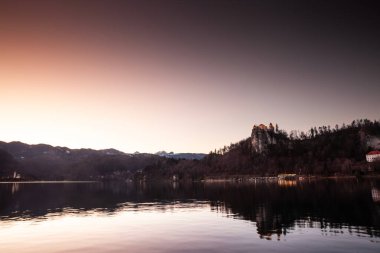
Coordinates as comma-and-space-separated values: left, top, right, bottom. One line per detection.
13, 171, 21, 179
366, 151, 380, 162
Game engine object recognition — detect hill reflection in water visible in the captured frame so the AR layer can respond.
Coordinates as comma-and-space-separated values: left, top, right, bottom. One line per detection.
1, 179, 380, 241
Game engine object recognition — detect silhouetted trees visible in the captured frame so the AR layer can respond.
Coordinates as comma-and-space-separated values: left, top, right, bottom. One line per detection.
145, 119, 380, 179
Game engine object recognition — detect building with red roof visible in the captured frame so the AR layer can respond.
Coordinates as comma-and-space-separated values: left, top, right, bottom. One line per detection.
366, 151, 380, 162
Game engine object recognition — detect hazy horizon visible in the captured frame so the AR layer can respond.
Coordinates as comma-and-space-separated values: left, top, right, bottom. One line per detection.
1, 117, 379, 154
1, 0, 379, 153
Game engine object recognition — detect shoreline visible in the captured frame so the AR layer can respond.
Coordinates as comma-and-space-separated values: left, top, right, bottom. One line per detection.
200, 174, 380, 183
0, 180, 98, 184
1, 175, 380, 184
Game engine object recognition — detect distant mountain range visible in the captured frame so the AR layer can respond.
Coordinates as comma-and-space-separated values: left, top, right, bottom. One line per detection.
0, 141, 205, 180
155, 151, 206, 160
0, 141, 205, 161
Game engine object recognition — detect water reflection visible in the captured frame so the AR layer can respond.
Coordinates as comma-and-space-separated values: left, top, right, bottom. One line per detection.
372, 187, 380, 202
11, 183, 19, 195
277, 179, 297, 187
1, 179, 380, 240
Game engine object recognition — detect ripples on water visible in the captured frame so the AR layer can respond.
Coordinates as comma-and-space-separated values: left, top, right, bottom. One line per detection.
0, 179, 380, 252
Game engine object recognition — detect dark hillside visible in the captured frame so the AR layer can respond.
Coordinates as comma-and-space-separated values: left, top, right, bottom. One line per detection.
144, 119, 380, 179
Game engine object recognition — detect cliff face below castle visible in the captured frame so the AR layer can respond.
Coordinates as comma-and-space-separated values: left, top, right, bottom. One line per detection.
251, 124, 277, 153
367, 136, 380, 150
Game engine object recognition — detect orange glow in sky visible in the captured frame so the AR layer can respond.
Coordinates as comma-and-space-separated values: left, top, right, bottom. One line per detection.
1, 1, 379, 153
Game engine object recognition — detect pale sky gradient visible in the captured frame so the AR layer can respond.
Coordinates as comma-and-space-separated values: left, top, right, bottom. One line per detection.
1, 0, 379, 153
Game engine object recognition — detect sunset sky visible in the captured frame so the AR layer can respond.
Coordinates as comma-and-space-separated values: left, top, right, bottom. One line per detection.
1, 0, 379, 153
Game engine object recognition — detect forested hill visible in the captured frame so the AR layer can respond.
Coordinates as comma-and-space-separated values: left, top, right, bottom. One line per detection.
1, 119, 380, 181
144, 119, 380, 179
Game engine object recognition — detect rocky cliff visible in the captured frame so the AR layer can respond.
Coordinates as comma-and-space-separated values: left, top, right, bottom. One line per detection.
367, 136, 380, 150
251, 123, 277, 153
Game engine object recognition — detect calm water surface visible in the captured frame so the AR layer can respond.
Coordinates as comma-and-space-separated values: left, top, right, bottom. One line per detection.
1, 179, 380, 252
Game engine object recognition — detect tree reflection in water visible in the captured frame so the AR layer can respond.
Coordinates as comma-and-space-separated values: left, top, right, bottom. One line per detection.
0, 179, 379, 239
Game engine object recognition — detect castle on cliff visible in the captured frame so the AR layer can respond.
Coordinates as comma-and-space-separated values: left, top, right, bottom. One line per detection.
251, 123, 277, 153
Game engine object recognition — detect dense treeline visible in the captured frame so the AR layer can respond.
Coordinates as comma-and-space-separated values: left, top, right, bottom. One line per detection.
144, 119, 380, 179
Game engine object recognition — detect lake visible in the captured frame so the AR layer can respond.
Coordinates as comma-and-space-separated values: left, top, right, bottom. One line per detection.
1, 179, 380, 252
